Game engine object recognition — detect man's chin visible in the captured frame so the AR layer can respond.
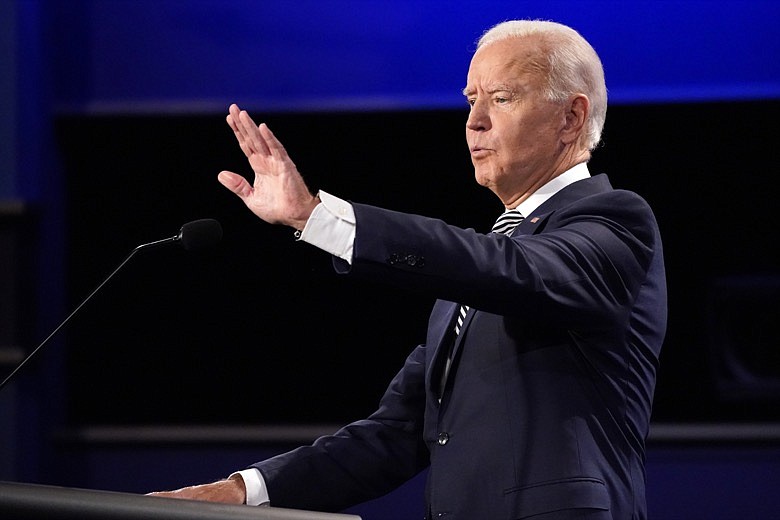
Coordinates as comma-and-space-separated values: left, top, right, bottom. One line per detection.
473, 169, 494, 190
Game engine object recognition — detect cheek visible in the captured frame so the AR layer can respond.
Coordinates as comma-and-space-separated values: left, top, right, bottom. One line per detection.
496, 118, 526, 147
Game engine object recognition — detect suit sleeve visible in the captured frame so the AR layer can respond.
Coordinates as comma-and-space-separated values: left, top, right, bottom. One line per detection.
337, 189, 659, 329
252, 344, 429, 512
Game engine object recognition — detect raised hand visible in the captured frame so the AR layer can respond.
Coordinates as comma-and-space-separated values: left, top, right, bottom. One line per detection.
218, 104, 319, 230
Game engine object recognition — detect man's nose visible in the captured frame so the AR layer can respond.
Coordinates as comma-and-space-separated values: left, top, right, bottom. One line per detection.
466, 101, 489, 131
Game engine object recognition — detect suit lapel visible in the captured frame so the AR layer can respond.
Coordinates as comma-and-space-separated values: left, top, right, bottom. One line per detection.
426, 300, 459, 397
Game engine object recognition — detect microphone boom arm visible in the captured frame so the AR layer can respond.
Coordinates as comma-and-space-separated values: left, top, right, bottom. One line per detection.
0, 219, 221, 392
0, 245, 147, 392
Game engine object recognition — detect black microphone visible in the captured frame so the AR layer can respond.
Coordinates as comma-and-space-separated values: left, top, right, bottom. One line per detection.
0, 219, 223, 392
177, 218, 224, 251
138, 218, 223, 252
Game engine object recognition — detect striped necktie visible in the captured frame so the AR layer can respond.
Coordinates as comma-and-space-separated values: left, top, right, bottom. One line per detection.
491, 209, 525, 235
455, 209, 524, 335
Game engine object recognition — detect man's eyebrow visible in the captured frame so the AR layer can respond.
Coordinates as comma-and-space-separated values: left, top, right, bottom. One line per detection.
462, 84, 515, 96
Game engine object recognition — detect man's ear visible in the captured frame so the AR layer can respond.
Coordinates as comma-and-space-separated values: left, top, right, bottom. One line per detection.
561, 94, 589, 145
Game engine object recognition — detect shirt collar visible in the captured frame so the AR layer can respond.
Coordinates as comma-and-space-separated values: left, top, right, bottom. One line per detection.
514, 162, 590, 218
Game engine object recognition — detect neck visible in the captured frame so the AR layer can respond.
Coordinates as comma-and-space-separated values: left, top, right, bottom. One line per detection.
500, 148, 590, 209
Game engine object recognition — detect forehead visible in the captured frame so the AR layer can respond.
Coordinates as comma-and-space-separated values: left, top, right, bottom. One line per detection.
465, 37, 545, 90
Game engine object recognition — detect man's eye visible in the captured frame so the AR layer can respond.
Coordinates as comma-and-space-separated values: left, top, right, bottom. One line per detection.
495, 96, 508, 104
467, 98, 476, 106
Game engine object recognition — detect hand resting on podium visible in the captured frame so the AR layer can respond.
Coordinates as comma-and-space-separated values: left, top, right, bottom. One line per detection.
148, 474, 247, 505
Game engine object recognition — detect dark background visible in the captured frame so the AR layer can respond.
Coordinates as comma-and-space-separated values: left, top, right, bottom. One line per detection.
58, 101, 780, 426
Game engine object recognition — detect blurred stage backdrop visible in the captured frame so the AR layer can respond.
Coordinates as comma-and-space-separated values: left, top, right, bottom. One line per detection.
2, 2, 779, 519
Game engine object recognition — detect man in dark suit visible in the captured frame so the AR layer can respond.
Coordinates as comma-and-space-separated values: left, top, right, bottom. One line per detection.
154, 20, 666, 519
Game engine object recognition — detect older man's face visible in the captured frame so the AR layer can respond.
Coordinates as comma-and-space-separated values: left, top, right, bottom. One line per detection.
464, 37, 568, 204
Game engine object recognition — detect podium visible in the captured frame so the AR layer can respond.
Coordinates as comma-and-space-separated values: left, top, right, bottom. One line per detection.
0, 481, 361, 520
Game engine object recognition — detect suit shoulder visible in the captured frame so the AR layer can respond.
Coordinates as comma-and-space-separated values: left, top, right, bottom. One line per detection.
546, 187, 661, 245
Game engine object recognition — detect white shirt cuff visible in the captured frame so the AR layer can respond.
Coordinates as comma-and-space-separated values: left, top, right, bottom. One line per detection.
230, 468, 270, 506
299, 190, 355, 264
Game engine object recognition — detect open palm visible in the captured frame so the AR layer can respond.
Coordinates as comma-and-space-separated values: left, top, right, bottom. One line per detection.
219, 104, 318, 230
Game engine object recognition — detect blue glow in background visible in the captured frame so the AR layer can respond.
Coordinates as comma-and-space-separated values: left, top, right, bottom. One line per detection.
50, 0, 780, 113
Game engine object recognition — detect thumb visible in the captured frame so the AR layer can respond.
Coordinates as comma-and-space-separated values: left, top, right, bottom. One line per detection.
218, 171, 253, 199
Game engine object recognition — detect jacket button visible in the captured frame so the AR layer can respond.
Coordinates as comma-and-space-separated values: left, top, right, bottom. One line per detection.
437, 432, 450, 446
407, 255, 425, 268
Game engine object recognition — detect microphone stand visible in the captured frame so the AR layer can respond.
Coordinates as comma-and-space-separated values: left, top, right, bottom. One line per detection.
0, 234, 179, 393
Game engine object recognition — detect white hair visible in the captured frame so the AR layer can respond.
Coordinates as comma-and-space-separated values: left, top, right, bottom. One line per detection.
477, 20, 608, 151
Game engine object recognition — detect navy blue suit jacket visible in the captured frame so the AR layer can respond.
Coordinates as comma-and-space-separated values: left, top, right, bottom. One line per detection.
254, 174, 667, 519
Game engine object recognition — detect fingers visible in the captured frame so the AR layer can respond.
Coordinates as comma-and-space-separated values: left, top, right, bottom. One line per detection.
226, 104, 271, 157
258, 123, 286, 160
238, 110, 271, 156
226, 105, 250, 157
